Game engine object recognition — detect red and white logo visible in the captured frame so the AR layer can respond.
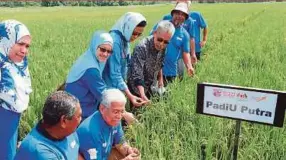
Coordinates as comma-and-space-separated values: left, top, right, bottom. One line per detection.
213, 89, 248, 101
213, 89, 222, 97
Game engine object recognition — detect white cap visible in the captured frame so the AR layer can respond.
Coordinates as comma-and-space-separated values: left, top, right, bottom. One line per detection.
171, 2, 189, 19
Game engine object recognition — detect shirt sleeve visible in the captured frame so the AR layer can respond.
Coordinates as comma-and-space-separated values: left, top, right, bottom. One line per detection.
187, 18, 195, 38
199, 13, 207, 28
107, 41, 128, 90
113, 124, 125, 145
0, 67, 29, 113
182, 29, 190, 54
129, 45, 146, 87
162, 14, 172, 20
81, 68, 106, 101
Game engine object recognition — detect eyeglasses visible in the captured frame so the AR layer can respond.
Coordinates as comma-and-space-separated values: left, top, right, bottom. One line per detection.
98, 47, 112, 54
132, 31, 142, 37
157, 37, 169, 45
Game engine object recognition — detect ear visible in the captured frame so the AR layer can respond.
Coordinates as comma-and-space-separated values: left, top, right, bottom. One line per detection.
99, 104, 105, 114
153, 30, 157, 36
60, 115, 67, 129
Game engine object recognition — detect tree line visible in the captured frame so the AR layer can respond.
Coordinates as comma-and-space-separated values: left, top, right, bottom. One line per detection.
0, 0, 284, 7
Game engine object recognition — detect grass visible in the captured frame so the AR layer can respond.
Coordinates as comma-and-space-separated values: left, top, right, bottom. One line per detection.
1, 3, 286, 159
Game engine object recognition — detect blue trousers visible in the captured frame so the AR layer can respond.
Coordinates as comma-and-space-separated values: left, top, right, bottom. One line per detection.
0, 106, 21, 160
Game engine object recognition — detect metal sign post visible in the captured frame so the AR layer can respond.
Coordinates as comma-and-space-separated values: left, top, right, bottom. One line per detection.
233, 120, 241, 160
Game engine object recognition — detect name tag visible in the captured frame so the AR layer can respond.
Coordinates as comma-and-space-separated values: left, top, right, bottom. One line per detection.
88, 148, 97, 160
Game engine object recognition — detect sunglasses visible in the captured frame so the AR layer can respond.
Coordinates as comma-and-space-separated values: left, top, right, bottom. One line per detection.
157, 37, 169, 45
98, 47, 112, 54
132, 31, 142, 37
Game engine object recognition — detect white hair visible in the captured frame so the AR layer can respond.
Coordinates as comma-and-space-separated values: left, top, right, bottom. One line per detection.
155, 20, 175, 38
101, 89, 127, 108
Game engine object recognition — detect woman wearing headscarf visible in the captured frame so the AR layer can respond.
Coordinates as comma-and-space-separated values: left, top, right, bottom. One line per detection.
0, 20, 32, 160
65, 31, 113, 120
103, 12, 148, 107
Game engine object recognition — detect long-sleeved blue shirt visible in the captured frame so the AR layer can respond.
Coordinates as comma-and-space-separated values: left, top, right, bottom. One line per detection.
66, 68, 105, 119
103, 31, 129, 91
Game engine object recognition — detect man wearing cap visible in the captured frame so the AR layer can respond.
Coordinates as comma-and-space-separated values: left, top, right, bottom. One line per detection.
151, 2, 194, 86
127, 20, 175, 108
77, 89, 140, 160
162, 1, 196, 80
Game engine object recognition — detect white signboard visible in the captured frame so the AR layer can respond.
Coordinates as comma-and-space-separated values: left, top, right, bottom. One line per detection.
204, 86, 277, 124
197, 83, 286, 127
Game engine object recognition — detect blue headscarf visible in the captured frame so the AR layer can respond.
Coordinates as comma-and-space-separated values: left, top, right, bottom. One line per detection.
0, 20, 32, 113
66, 31, 113, 83
111, 12, 146, 42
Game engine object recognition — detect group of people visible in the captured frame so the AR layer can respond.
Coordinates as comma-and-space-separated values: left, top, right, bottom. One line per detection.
0, 0, 208, 159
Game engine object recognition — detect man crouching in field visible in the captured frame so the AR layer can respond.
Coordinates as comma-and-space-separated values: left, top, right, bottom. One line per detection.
127, 20, 175, 109
15, 91, 83, 159
77, 89, 140, 160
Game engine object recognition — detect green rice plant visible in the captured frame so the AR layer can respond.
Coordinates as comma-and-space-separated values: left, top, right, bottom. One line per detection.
1, 3, 286, 159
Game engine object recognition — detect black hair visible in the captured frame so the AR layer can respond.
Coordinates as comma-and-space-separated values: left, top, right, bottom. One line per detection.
42, 91, 79, 126
137, 20, 147, 27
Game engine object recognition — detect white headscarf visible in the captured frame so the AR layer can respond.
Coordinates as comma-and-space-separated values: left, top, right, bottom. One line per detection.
111, 12, 146, 42
0, 20, 32, 113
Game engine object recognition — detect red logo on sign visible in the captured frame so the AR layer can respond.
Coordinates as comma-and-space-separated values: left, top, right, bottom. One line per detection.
213, 89, 222, 97
213, 89, 248, 101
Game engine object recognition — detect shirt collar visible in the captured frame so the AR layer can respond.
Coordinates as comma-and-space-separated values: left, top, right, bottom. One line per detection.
36, 120, 65, 142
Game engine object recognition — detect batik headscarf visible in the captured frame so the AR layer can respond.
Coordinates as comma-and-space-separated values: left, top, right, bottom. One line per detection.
0, 20, 32, 113
66, 31, 113, 83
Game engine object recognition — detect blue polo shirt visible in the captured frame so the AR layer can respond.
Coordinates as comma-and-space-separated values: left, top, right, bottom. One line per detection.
15, 122, 80, 160
77, 111, 125, 160
190, 11, 207, 53
65, 68, 106, 119
164, 26, 190, 76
